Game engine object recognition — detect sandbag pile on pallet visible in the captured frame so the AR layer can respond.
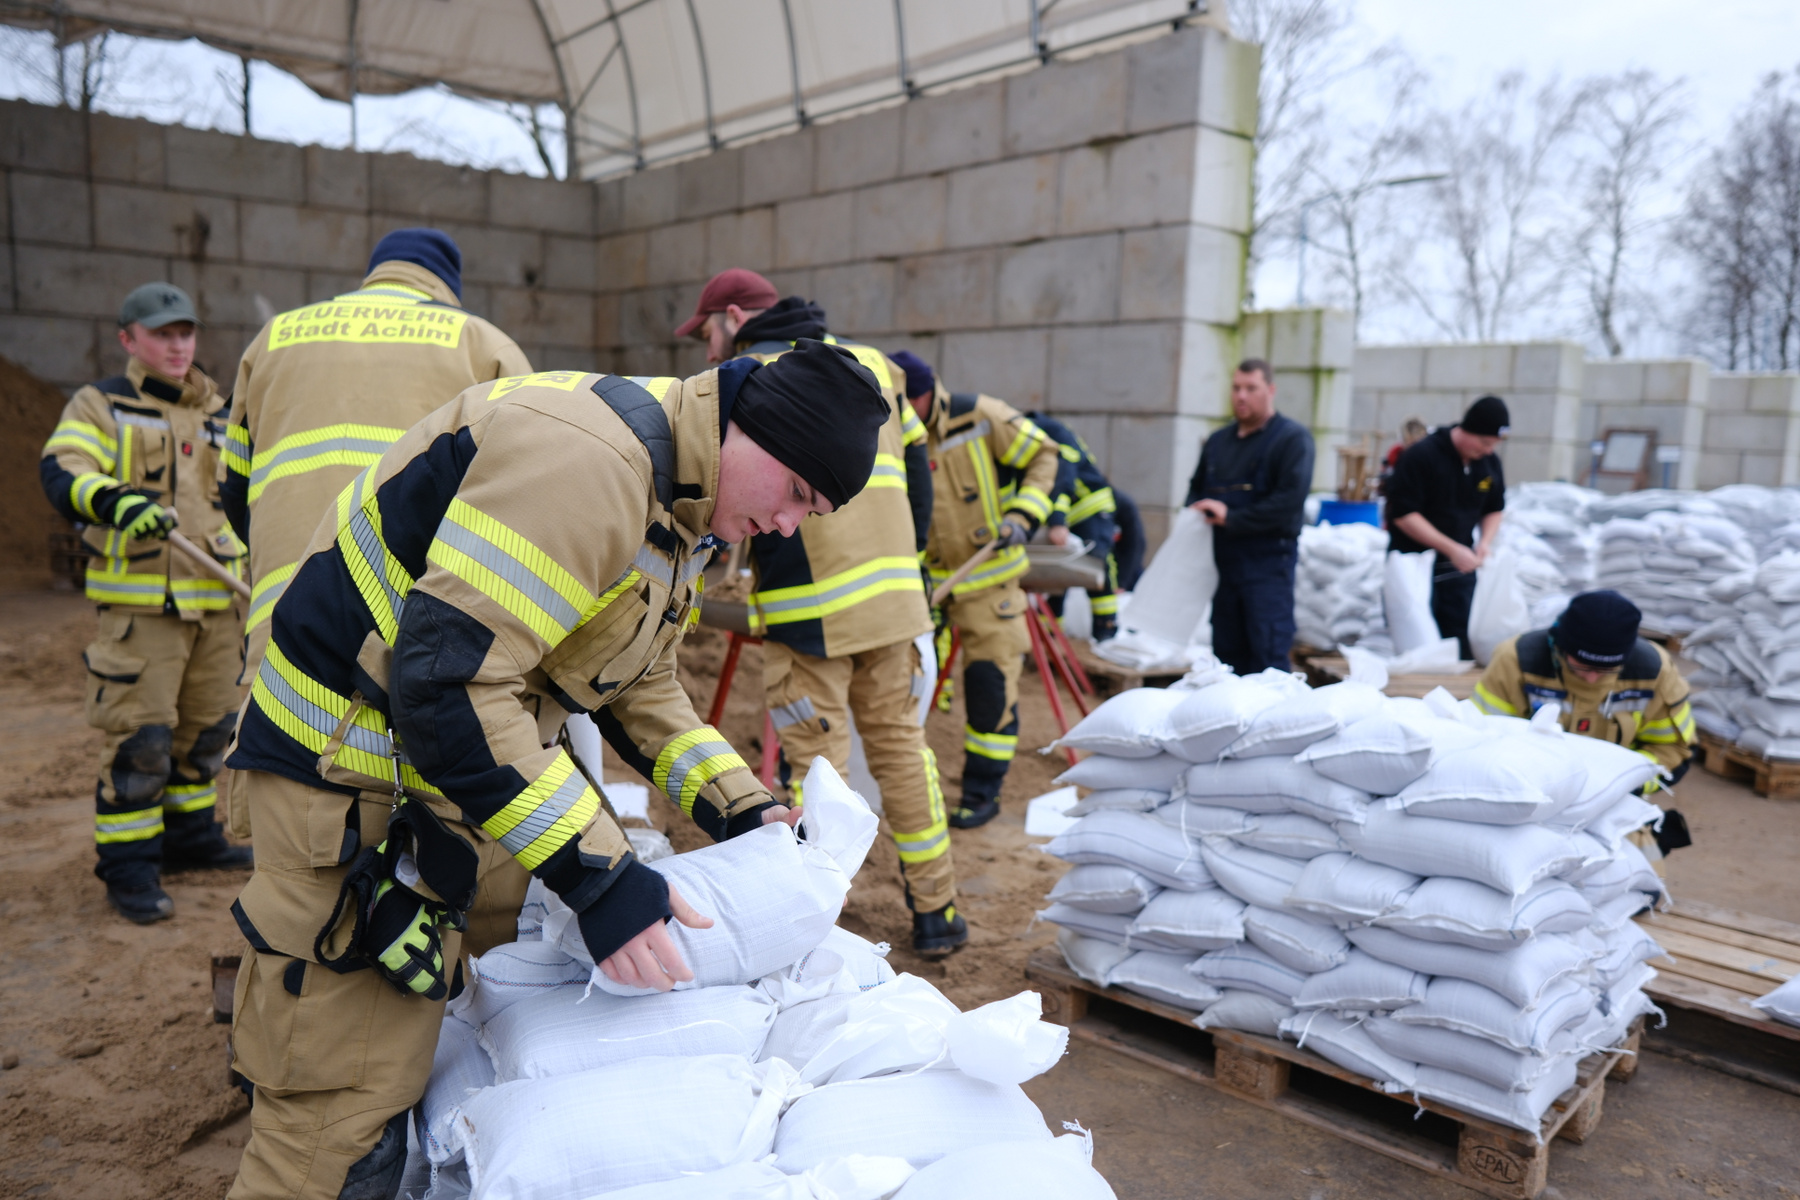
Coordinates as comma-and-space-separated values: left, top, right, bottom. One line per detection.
1593, 510, 1755, 637
1040, 677, 1668, 1135
1294, 521, 1391, 652
408, 758, 1110, 1200
1689, 550, 1800, 761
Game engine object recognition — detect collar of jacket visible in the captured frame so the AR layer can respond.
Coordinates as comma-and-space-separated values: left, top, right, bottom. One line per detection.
361, 260, 461, 306
925, 380, 954, 436
665, 369, 724, 535
126, 357, 215, 409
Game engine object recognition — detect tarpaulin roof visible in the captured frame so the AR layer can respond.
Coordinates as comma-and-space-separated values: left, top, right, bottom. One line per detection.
2, 0, 1214, 177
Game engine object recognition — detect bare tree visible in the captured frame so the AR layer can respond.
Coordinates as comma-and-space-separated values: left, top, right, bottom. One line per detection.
501, 101, 567, 180
64, 30, 113, 112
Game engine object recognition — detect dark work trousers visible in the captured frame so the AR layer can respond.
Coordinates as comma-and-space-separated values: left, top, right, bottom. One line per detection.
1431, 564, 1479, 660
1211, 537, 1298, 676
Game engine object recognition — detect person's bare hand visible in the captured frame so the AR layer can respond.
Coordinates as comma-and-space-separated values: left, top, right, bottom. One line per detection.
1046, 525, 1071, 547
1447, 544, 1480, 573
761, 803, 802, 828
597, 883, 712, 992
1195, 499, 1229, 526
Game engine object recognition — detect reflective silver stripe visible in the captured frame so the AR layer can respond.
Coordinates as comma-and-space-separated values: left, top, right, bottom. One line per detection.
346, 491, 406, 627
631, 544, 675, 589
97, 811, 165, 834
112, 409, 171, 430
90, 579, 166, 598
678, 551, 707, 586
435, 517, 585, 634
497, 768, 590, 857
250, 435, 397, 489
750, 563, 922, 617
771, 697, 817, 728
894, 827, 949, 855
249, 572, 291, 627
664, 737, 734, 801
869, 461, 905, 480
937, 420, 991, 451
255, 657, 392, 757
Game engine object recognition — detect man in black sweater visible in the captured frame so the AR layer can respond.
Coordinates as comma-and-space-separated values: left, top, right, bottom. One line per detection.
1184, 359, 1315, 675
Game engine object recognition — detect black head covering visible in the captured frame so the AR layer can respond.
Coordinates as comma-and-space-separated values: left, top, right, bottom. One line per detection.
1460, 395, 1511, 437
887, 349, 936, 400
734, 296, 829, 345
733, 339, 885, 511
1552, 589, 1641, 669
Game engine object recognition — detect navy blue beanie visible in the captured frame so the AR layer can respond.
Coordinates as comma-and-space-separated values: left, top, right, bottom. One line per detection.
888, 349, 936, 401
369, 228, 462, 300
1552, 589, 1641, 669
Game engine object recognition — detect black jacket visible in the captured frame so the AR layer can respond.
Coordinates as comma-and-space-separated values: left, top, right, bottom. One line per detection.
1184, 413, 1314, 541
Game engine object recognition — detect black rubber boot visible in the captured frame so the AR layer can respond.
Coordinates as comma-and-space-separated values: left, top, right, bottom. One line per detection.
911, 902, 969, 959
163, 830, 254, 873
948, 796, 1000, 829
339, 1109, 408, 1200
106, 881, 174, 924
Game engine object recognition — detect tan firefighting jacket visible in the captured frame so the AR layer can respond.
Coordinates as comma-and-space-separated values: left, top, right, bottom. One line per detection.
919, 383, 1060, 598
742, 338, 933, 658
222, 260, 530, 653
40, 359, 243, 617
228, 367, 773, 930
1474, 629, 1697, 791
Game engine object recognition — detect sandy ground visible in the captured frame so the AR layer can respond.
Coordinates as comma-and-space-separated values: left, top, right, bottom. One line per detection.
2, 591, 1799, 1198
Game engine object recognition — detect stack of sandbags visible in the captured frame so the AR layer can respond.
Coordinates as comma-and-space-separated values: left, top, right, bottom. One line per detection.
1593, 511, 1754, 635
1294, 521, 1390, 651
1704, 484, 1800, 559
1504, 482, 1601, 605
1718, 550, 1800, 761
414, 758, 1112, 1200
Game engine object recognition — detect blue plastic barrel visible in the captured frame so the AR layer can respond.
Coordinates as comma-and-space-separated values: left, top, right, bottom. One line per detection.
1317, 499, 1380, 527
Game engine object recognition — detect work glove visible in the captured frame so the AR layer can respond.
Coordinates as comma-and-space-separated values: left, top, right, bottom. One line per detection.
995, 518, 1030, 549
114, 495, 175, 541
365, 877, 451, 1001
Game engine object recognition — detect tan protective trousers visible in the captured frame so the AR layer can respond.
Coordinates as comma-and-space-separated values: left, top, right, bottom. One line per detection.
763, 637, 956, 910
227, 770, 529, 1200
943, 581, 1030, 801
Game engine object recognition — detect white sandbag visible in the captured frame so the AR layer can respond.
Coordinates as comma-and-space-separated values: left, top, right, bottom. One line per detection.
1232, 812, 1347, 859
1037, 903, 1132, 945
479, 984, 778, 1083
1152, 801, 1251, 836
1337, 806, 1590, 896
1126, 887, 1247, 951
1413, 1058, 1580, 1136
773, 1071, 1052, 1172
447, 1055, 796, 1199
1468, 545, 1533, 666
1365, 1016, 1574, 1093
1294, 949, 1426, 1013
1180, 758, 1372, 824
1588, 889, 1659, 933
1043, 811, 1212, 891
595, 1156, 914, 1200
1121, 506, 1217, 647
1750, 976, 1800, 1028
1045, 864, 1162, 914
1393, 734, 1587, 825
1388, 976, 1595, 1054
1244, 905, 1351, 974
1375, 877, 1594, 950
1188, 943, 1310, 1004
1162, 671, 1310, 763
1054, 688, 1185, 758
420, 1012, 494, 1165
1108, 950, 1221, 1011
1544, 736, 1664, 828
1193, 989, 1297, 1037
1066, 787, 1170, 817
1296, 714, 1436, 795
1054, 752, 1189, 793
1280, 1011, 1417, 1089
454, 941, 589, 1028
781, 974, 959, 1086
893, 1132, 1117, 1200
945, 991, 1070, 1086
1284, 852, 1422, 926
516, 877, 552, 941
757, 926, 897, 1011
1586, 921, 1665, 989
1384, 550, 1442, 654
1224, 682, 1389, 759
1198, 837, 1307, 909
1582, 795, 1664, 850
760, 993, 861, 1071
1346, 927, 1591, 1009
1570, 841, 1662, 907
1056, 928, 1132, 987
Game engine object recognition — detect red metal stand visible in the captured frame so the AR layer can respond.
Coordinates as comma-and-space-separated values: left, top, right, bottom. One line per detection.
927, 596, 1096, 765
707, 630, 779, 790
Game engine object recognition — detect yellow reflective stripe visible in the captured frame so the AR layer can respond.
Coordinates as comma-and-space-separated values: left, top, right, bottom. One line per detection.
865, 452, 906, 489
625, 375, 679, 401
162, 782, 217, 813
748, 555, 924, 626
999, 419, 1049, 469
1638, 706, 1695, 745
1472, 682, 1519, 716
967, 438, 1004, 530
1089, 592, 1120, 615
837, 343, 894, 392
85, 564, 166, 606
171, 577, 236, 613
334, 467, 412, 643
247, 422, 405, 503
894, 747, 950, 864
1008, 485, 1053, 524
1056, 441, 1082, 463
222, 422, 252, 476
96, 808, 164, 843
653, 727, 747, 815
249, 562, 297, 632
900, 405, 926, 445
1066, 486, 1115, 525
929, 545, 1028, 597
69, 471, 118, 521
428, 497, 599, 649
489, 370, 592, 399
481, 752, 600, 869
47, 420, 118, 469
964, 727, 1018, 761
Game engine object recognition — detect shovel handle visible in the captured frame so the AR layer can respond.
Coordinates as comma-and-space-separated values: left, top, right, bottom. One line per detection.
168, 529, 253, 599
931, 539, 1002, 606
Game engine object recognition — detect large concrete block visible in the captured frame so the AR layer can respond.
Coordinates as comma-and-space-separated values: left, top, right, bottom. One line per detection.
1643, 358, 1707, 404
0, 314, 99, 385
1513, 342, 1584, 393
241, 203, 369, 273
0, 100, 85, 174
1349, 389, 1377, 435
1052, 413, 1109, 469
612, 342, 677, 377
615, 285, 688, 348
1197, 32, 1261, 139
1708, 412, 1784, 453
593, 292, 619, 348
1058, 126, 1199, 235
1176, 319, 1238, 421
0, 243, 10, 311
596, 232, 648, 289
741, 127, 814, 207
997, 235, 1119, 326
1126, 27, 1204, 134
594, 177, 625, 234
902, 81, 1004, 176
644, 219, 707, 286
811, 262, 894, 335
762, 268, 813, 299
1048, 322, 1180, 413
1580, 360, 1644, 403
491, 171, 593, 235
940, 328, 1050, 407
13, 174, 91, 247
490, 287, 594, 349
89, 113, 164, 185
533, 344, 602, 372
677, 147, 742, 220
775, 193, 853, 268
1375, 391, 1460, 436
306, 146, 369, 212
94, 185, 239, 261
1267, 308, 1355, 370
1498, 439, 1556, 484
1425, 344, 1518, 392
853, 175, 947, 258
421, 222, 542, 288
168, 260, 308, 328
621, 163, 677, 230
815, 104, 902, 193
1192, 126, 1253, 234
543, 234, 597, 292
1502, 393, 1568, 439
944, 155, 1057, 249
1748, 373, 1800, 414
1353, 345, 1425, 390
1695, 449, 1741, 491
370, 154, 487, 223
894, 250, 995, 331
167, 126, 303, 202
1108, 412, 1211, 508
1005, 50, 1127, 156
1742, 451, 1783, 487
15, 244, 171, 319
1121, 225, 1235, 323
1707, 375, 1750, 413
704, 208, 775, 274
305, 271, 365, 303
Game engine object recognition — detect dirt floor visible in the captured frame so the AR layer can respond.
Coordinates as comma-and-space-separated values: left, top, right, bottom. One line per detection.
2, 591, 1799, 1198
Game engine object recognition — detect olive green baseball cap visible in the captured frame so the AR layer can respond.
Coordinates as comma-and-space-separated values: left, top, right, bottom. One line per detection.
118, 282, 200, 330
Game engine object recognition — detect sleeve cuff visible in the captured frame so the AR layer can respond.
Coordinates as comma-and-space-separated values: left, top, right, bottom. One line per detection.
724, 800, 782, 840
574, 860, 672, 964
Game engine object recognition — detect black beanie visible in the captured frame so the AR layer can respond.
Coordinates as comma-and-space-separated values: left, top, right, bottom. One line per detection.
732, 339, 886, 511
888, 349, 936, 400
369, 228, 463, 300
1552, 590, 1641, 669
1460, 395, 1511, 437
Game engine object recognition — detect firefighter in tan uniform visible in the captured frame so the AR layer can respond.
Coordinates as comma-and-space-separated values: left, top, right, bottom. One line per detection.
677, 269, 963, 956
224, 341, 887, 1199
39, 283, 251, 924
892, 352, 1060, 829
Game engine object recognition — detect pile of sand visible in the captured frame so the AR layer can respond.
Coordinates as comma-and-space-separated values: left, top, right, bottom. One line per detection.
0, 354, 70, 590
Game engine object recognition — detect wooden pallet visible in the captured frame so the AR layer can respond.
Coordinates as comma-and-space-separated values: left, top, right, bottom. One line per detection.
1695, 732, 1800, 800
1068, 640, 1185, 697
1635, 899, 1800, 1093
1027, 948, 1637, 1200
1306, 654, 1480, 700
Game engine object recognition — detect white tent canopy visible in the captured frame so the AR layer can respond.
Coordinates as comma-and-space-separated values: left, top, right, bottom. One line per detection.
4, 0, 1216, 177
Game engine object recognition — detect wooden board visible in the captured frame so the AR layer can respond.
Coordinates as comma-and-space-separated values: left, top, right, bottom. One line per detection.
1026, 948, 1635, 1200
1636, 899, 1800, 1045
1308, 654, 1480, 700
1695, 731, 1800, 801
1069, 640, 1184, 697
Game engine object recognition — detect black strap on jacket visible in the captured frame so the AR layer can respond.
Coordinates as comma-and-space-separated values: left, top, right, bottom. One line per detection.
591, 375, 674, 510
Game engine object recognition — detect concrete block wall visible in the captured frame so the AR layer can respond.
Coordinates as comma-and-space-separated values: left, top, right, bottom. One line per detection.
1695, 372, 1800, 489
0, 98, 605, 393
1580, 359, 1709, 491
588, 26, 1261, 544
1241, 307, 1354, 491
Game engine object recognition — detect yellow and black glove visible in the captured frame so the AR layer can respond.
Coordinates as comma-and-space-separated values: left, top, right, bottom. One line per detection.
114, 495, 176, 541
366, 877, 451, 1001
